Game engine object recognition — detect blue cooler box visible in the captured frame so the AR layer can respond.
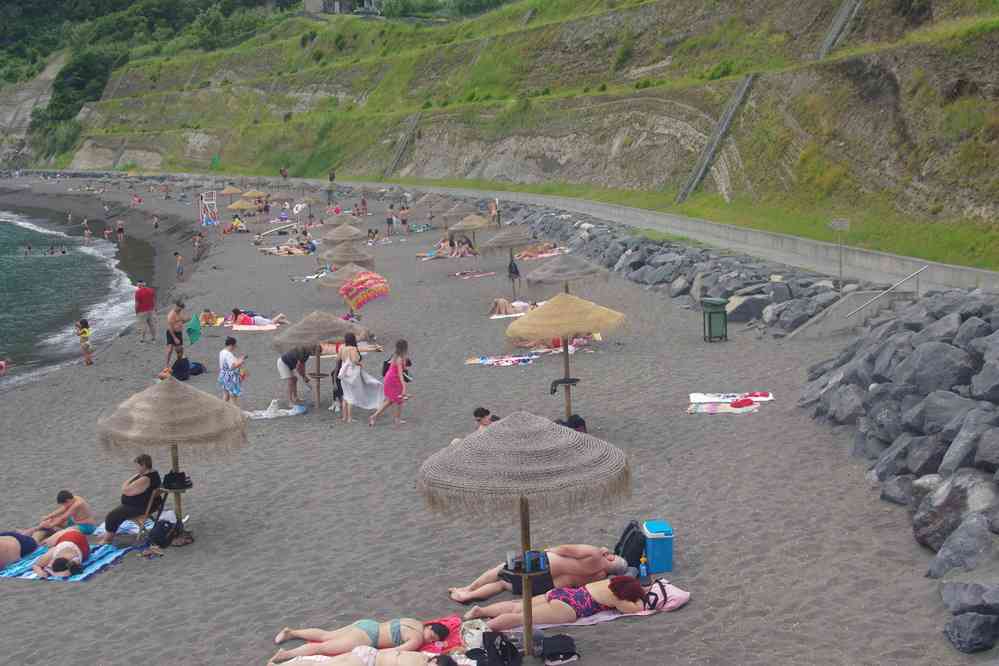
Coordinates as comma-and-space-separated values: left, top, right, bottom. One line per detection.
642, 519, 674, 573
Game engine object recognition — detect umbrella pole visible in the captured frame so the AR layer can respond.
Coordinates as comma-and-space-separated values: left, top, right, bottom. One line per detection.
519, 496, 535, 658
510, 249, 517, 299
313, 347, 322, 408
563, 335, 572, 421
170, 443, 183, 518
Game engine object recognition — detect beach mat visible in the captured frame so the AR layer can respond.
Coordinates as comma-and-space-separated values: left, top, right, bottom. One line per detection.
0, 544, 138, 582
465, 353, 540, 367
489, 312, 526, 319
232, 324, 279, 332
453, 271, 496, 279
687, 402, 760, 415
689, 392, 773, 404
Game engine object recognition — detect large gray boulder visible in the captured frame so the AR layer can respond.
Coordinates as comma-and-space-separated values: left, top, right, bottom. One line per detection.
913, 312, 963, 347
806, 291, 839, 316
648, 251, 682, 267
766, 282, 792, 303
823, 384, 866, 425
944, 612, 999, 653
669, 276, 690, 297
927, 513, 994, 578
762, 302, 789, 326
939, 409, 999, 476
913, 469, 999, 551
913, 474, 943, 507
873, 433, 918, 481
954, 317, 993, 352
903, 391, 979, 435
970, 331, 999, 363
972, 362, 999, 402
906, 434, 949, 476
974, 429, 999, 472
725, 295, 770, 322
891, 342, 976, 394
644, 265, 677, 286
941, 560, 999, 615
871, 333, 914, 383
881, 474, 915, 506
867, 399, 906, 443
899, 304, 934, 331
778, 299, 811, 331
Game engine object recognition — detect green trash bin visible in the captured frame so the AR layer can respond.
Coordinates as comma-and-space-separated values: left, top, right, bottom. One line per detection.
701, 297, 728, 342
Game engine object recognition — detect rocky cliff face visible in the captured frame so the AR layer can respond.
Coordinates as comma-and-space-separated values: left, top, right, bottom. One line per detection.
0, 55, 65, 166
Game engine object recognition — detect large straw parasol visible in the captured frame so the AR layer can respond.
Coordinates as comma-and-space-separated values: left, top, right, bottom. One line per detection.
507, 293, 624, 420
321, 242, 375, 270
243, 189, 268, 199
273, 311, 369, 407
525, 253, 608, 295
450, 214, 491, 246
417, 412, 631, 657
270, 191, 296, 203
97, 377, 247, 518
227, 199, 256, 211
314, 263, 368, 297
221, 185, 242, 203
322, 224, 365, 245
482, 225, 537, 297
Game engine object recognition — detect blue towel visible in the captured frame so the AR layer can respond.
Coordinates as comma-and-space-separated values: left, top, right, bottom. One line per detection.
0, 544, 138, 582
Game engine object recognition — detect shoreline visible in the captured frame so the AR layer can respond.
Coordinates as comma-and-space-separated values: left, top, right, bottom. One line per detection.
0, 182, 200, 387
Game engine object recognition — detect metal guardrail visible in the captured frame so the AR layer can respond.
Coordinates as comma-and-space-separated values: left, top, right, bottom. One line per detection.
845, 265, 928, 318
817, 0, 863, 59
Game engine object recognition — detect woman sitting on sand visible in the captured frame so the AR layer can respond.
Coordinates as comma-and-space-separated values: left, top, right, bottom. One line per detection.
464, 575, 650, 630
271, 619, 450, 663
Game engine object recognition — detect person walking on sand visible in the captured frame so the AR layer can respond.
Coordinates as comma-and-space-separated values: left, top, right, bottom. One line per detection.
165, 300, 189, 368
76, 319, 94, 366
173, 251, 185, 282
361, 196, 368, 217
336, 332, 382, 422
369, 339, 409, 427
134, 280, 156, 342
152, 215, 159, 232
116, 219, 125, 242
218, 336, 246, 406
327, 169, 336, 204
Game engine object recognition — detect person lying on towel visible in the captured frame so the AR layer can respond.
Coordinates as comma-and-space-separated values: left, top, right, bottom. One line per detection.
463, 575, 650, 630
449, 544, 627, 603
270, 619, 451, 664
271, 649, 456, 666
489, 298, 537, 316
232, 309, 289, 327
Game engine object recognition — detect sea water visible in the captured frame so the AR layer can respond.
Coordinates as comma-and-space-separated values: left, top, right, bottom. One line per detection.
0, 209, 135, 387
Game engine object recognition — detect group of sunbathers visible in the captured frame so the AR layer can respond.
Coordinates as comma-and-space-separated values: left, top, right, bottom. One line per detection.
0, 454, 163, 578
269, 543, 661, 663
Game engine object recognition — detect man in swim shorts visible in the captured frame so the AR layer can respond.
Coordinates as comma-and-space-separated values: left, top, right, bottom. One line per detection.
449, 543, 628, 603
165, 300, 190, 368
27, 490, 98, 542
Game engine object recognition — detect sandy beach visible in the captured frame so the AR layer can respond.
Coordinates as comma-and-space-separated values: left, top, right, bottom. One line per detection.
0, 175, 981, 665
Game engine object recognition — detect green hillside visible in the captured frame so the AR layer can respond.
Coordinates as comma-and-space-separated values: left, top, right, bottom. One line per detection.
11, 0, 999, 267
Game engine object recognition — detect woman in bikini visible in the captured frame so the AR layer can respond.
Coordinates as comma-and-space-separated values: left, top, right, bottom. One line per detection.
30, 529, 90, 578
463, 575, 650, 630
270, 618, 449, 664
272, 649, 455, 666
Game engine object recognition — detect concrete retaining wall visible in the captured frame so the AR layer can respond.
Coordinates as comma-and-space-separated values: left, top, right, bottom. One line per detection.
787, 290, 916, 340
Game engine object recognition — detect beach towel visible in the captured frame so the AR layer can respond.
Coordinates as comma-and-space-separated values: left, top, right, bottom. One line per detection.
686, 402, 760, 415
688, 391, 774, 404
490, 312, 527, 319
0, 544, 138, 582
185, 315, 202, 345
419, 615, 463, 654
538, 581, 690, 627
453, 271, 496, 279
290, 270, 328, 283
202, 316, 225, 327
232, 323, 279, 332
466, 353, 541, 367
283, 656, 476, 666
244, 400, 308, 419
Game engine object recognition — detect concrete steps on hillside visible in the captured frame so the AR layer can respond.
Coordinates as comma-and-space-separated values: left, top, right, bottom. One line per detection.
383, 113, 421, 179
675, 73, 756, 204
817, 0, 863, 59
787, 289, 915, 340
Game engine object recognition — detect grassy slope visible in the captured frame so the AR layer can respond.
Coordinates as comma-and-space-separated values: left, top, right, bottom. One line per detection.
67, 0, 999, 269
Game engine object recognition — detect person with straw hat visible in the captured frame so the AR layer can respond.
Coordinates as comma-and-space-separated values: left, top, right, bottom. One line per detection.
464, 575, 652, 630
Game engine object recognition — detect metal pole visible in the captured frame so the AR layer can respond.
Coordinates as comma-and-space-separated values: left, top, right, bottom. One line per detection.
313, 348, 322, 408
838, 230, 844, 292
520, 496, 534, 658
170, 444, 183, 517
563, 336, 572, 421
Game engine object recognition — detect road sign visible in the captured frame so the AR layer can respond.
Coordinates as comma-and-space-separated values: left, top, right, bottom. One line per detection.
828, 218, 850, 232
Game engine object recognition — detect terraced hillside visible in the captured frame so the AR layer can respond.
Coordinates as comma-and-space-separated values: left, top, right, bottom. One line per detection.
30, 0, 999, 264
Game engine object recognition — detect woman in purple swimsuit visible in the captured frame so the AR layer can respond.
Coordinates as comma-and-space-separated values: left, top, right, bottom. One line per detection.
464, 575, 650, 630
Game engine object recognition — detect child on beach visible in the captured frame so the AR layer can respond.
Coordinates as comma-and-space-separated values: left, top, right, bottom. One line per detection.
369, 339, 410, 427
76, 319, 94, 366
174, 252, 184, 281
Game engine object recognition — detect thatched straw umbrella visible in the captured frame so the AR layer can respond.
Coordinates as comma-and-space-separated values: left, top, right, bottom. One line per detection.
221, 185, 242, 203
227, 199, 256, 211
525, 253, 608, 295
322, 224, 365, 245
243, 189, 268, 199
482, 225, 537, 297
321, 242, 375, 270
450, 214, 491, 246
417, 412, 631, 657
96, 377, 247, 517
507, 293, 624, 420
270, 191, 296, 204
273, 311, 369, 407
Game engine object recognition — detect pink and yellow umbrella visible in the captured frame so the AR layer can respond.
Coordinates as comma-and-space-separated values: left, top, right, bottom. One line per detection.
339, 271, 390, 311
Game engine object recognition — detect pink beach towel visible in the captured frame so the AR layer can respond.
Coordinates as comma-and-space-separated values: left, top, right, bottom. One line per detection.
231, 324, 279, 331
688, 391, 773, 404
686, 402, 759, 415
418, 615, 463, 654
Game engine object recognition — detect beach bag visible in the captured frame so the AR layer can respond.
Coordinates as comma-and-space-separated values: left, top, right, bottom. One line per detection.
149, 515, 183, 548
481, 632, 521, 666
189, 361, 206, 376
542, 635, 579, 665
461, 619, 489, 650
613, 520, 646, 569
171, 357, 191, 381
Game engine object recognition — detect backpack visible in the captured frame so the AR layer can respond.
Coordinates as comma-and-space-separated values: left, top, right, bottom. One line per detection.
171, 357, 191, 381
481, 631, 522, 666
541, 634, 579, 665
149, 517, 183, 548
188, 361, 206, 376
613, 520, 646, 569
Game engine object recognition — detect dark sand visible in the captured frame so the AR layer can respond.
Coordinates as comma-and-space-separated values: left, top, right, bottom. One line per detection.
0, 176, 984, 665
